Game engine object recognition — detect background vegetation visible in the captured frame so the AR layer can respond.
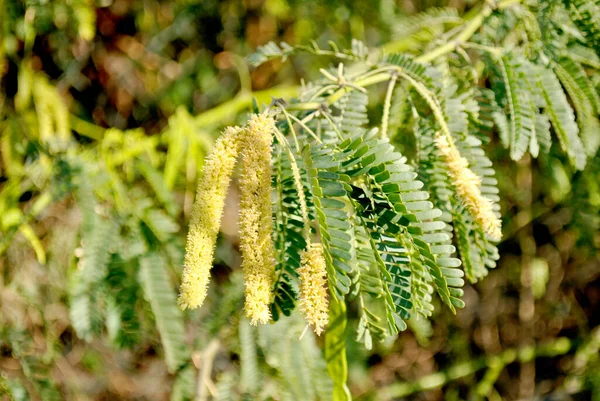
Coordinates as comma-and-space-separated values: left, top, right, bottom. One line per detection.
0, 0, 599, 400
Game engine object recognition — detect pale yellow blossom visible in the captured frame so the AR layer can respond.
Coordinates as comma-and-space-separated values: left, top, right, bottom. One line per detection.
435, 132, 502, 240
298, 243, 329, 335
178, 126, 241, 310
238, 114, 277, 325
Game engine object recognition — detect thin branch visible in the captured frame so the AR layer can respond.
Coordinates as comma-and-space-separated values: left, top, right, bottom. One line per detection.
321, 110, 344, 141
286, 113, 322, 144
455, 45, 479, 85
195, 339, 220, 401
278, 106, 322, 145
381, 74, 398, 139
416, 4, 492, 63
67, 0, 522, 141
376, 336, 573, 400
278, 106, 301, 151
273, 127, 312, 241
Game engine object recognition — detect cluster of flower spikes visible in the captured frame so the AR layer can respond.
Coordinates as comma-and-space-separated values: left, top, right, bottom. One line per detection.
434, 132, 502, 241
178, 113, 330, 333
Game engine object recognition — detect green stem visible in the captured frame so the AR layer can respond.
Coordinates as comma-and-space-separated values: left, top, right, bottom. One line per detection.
69, 85, 300, 139
497, 0, 522, 9
416, 3, 492, 63
306, 84, 339, 102
381, 74, 398, 139
377, 337, 572, 400
0, 191, 53, 256
273, 128, 312, 241
285, 113, 322, 144
68, 0, 521, 140
284, 0, 521, 114
279, 107, 301, 151
456, 45, 479, 84
69, 114, 105, 140
274, 0, 514, 116
462, 41, 504, 55
473, 355, 505, 398
194, 85, 299, 129
288, 71, 391, 114
321, 110, 344, 140
230, 54, 252, 94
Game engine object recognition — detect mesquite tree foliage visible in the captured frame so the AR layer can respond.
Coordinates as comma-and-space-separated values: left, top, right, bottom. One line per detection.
1, 0, 600, 399
178, 0, 600, 396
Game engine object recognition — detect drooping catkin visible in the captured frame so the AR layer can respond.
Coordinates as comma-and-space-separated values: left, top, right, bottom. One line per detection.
238, 114, 277, 325
298, 243, 329, 335
435, 132, 502, 241
178, 126, 241, 310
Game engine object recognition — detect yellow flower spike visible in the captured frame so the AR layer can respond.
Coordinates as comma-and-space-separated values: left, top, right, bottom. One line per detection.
298, 243, 329, 336
435, 132, 502, 241
178, 126, 242, 310
238, 114, 277, 325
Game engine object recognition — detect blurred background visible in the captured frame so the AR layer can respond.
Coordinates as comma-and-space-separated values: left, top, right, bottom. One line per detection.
0, 0, 599, 400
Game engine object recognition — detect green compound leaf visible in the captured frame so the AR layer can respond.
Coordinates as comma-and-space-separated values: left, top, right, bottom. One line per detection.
139, 252, 189, 373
